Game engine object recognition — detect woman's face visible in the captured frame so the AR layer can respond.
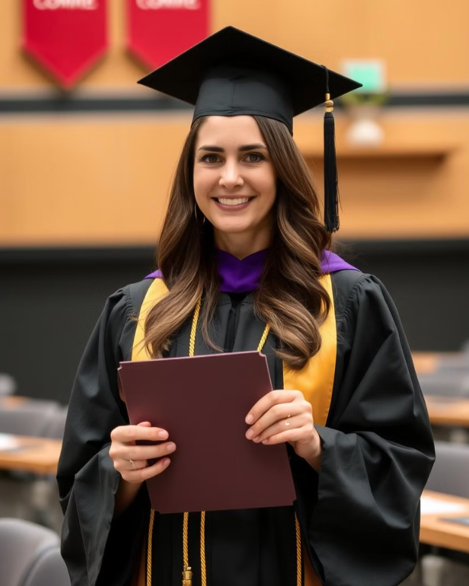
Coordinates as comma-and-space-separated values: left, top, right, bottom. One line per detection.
193, 115, 277, 254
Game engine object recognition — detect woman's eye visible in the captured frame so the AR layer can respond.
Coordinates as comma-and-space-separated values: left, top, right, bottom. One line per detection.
245, 153, 264, 163
201, 154, 221, 163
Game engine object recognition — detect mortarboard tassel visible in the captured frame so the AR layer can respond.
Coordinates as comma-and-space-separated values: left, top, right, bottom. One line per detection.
182, 567, 193, 586
323, 67, 340, 233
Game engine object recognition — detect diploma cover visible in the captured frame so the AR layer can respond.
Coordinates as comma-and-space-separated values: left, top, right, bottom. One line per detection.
118, 351, 296, 514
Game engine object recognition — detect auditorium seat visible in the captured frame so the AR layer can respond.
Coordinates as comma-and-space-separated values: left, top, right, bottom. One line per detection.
417, 374, 469, 398
422, 442, 469, 586
426, 441, 469, 498
0, 399, 61, 436
0, 373, 16, 396
0, 400, 66, 533
0, 518, 70, 586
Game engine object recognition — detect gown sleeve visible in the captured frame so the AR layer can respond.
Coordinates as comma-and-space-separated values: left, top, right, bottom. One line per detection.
294, 274, 435, 586
57, 287, 149, 586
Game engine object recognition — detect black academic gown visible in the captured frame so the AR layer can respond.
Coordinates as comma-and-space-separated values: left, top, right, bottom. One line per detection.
57, 269, 435, 586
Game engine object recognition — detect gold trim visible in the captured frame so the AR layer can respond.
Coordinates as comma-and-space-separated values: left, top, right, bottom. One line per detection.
146, 509, 155, 586
131, 279, 169, 362
283, 274, 337, 428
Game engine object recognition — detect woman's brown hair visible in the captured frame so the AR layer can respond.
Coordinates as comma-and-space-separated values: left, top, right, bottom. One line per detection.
144, 115, 331, 369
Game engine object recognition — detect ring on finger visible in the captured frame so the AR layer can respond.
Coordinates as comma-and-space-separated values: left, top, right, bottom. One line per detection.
285, 413, 291, 426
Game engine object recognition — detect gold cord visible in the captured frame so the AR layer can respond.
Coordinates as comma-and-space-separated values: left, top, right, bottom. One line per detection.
183, 511, 190, 569
182, 512, 192, 585
258, 323, 271, 352
189, 298, 202, 358
146, 509, 155, 586
200, 511, 207, 586
295, 513, 303, 586
147, 298, 302, 586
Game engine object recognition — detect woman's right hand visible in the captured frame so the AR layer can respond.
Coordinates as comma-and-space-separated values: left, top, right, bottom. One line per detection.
109, 421, 176, 484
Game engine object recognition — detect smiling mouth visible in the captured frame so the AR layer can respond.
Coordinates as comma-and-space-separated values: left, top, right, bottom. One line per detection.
214, 197, 254, 206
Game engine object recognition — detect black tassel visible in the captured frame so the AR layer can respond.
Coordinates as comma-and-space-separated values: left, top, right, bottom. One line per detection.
323, 67, 340, 233
324, 110, 339, 232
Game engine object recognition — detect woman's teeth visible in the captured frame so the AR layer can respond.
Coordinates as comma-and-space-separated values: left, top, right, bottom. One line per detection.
217, 197, 250, 206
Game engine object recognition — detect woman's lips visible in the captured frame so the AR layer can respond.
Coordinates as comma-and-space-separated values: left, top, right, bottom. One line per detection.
212, 196, 255, 211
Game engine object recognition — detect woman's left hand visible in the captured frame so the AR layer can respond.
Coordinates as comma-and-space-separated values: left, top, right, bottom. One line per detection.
245, 390, 322, 470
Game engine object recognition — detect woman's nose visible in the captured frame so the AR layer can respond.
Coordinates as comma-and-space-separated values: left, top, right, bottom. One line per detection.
219, 161, 244, 189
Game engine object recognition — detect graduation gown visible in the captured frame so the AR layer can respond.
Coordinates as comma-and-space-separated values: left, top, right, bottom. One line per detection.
57, 265, 435, 586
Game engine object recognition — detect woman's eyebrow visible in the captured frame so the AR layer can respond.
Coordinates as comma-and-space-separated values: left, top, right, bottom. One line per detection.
239, 144, 267, 152
197, 143, 268, 153
197, 146, 224, 152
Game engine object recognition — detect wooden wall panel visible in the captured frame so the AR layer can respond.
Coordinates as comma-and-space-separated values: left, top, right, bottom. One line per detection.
0, 114, 189, 245
1, 111, 469, 245
295, 111, 469, 239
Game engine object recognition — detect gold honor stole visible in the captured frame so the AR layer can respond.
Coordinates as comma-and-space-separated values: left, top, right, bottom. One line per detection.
131, 275, 337, 586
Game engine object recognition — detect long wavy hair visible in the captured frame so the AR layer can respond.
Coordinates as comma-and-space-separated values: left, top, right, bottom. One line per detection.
144, 115, 332, 369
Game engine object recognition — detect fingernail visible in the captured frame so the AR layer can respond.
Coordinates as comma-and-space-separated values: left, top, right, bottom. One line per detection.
158, 430, 169, 439
253, 436, 261, 443
166, 443, 176, 452
245, 414, 253, 424
162, 458, 170, 466
246, 429, 254, 439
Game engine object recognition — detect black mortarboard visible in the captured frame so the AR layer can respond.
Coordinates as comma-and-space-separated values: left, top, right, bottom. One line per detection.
138, 26, 362, 232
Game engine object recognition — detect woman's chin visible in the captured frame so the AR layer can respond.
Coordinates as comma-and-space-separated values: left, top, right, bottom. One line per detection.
211, 220, 254, 236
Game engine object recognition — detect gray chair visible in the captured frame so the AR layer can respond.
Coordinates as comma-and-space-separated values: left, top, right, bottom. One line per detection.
30, 405, 68, 533
433, 352, 469, 376
418, 374, 469, 398
0, 374, 16, 396
0, 518, 70, 586
422, 556, 469, 586
422, 442, 469, 586
0, 400, 61, 436
437, 355, 469, 374
43, 405, 68, 440
425, 441, 469, 498
0, 400, 65, 531
24, 547, 71, 586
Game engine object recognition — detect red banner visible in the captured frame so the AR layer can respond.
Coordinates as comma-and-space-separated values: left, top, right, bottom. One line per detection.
22, 0, 108, 89
127, 0, 210, 70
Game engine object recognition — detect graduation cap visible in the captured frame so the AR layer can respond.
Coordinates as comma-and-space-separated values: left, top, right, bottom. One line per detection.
138, 26, 361, 233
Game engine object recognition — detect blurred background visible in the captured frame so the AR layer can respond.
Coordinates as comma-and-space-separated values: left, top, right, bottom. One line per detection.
1, 3, 469, 585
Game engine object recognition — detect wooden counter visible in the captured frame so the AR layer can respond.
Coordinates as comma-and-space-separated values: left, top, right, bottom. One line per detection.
0, 433, 62, 475
421, 490, 469, 553
424, 396, 469, 427
412, 352, 467, 375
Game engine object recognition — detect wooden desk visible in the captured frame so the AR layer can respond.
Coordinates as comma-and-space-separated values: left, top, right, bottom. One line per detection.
412, 352, 467, 375
0, 396, 29, 409
421, 490, 469, 553
424, 396, 469, 428
0, 434, 62, 475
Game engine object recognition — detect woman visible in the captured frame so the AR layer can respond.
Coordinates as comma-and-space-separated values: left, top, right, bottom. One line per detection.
57, 27, 434, 586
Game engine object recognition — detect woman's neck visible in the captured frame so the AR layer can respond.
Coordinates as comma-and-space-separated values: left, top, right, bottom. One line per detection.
214, 228, 272, 260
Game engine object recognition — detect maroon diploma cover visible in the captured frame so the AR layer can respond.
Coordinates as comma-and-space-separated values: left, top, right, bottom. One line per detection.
118, 352, 296, 514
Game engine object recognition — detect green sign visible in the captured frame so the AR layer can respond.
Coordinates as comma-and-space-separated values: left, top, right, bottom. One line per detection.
342, 60, 385, 93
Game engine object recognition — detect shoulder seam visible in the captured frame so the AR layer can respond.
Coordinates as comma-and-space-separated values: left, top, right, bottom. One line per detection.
331, 270, 364, 320
122, 285, 136, 322
341, 273, 370, 324
122, 280, 153, 322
